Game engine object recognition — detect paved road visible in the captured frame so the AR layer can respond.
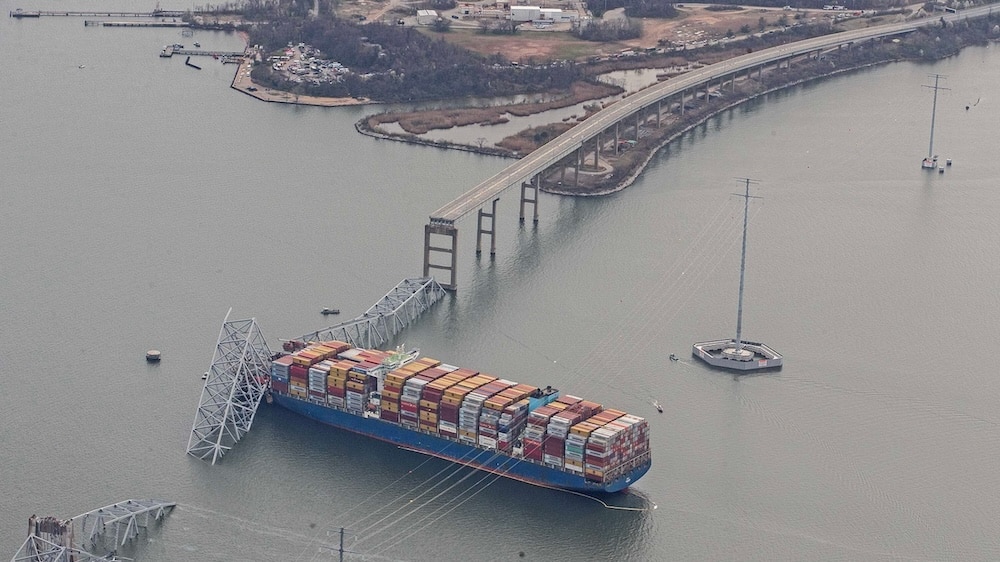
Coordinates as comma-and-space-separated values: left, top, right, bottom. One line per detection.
429, 5, 996, 224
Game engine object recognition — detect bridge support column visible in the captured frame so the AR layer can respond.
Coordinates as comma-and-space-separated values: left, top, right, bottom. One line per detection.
520, 176, 539, 224
476, 198, 499, 257
593, 133, 600, 168
614, 122, 620, 155
656, 100, 662, 128
634, 111, 641, 141
574, 147, 582, 188
424, 223, 458, 290
680, 90, 685, 116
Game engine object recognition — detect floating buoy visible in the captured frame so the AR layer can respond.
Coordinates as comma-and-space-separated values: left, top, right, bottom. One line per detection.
146, 350, 162, 362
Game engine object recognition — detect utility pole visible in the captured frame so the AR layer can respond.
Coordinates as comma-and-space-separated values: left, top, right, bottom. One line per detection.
320, 526, 351, 561
922, 73, 949, 161
732, 177, 761, 352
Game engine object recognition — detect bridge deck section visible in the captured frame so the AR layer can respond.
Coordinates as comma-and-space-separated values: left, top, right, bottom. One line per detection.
428, 12, 974, 226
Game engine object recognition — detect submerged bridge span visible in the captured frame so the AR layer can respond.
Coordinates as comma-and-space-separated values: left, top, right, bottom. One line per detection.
423, 6, 993, 290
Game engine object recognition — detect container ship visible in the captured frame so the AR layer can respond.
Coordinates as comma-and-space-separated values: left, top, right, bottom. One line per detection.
268, 340, 652, 493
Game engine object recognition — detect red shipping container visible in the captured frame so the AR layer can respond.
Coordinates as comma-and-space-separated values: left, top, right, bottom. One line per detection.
271, 379, 289, 394
327, 387, 346, 397
380, 411, 400, 423
289, 364, 309, 379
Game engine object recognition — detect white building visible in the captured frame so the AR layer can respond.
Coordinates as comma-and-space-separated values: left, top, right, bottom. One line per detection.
510, 6, 541, 21
538, 8, 576, 22
416, 9, 439, 25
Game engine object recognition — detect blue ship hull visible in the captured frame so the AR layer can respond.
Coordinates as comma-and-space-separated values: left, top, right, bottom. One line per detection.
271, 394, 650, 493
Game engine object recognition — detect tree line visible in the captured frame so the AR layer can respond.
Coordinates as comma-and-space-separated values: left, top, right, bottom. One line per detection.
246, 15, 586, 102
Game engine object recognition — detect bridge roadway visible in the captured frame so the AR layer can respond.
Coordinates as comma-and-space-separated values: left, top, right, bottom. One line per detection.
428, 5, 993, 227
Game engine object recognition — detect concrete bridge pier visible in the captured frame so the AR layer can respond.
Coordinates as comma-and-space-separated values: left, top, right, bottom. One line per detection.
423, 223, 458, 290
520, 176, 539, 224
592, 133, 601, 167
476, 197, 500, 257
574, 147, 582, 188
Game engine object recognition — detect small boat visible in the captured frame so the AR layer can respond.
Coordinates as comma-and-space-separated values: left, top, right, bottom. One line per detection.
321, 307, 340, 315
669, 353, 679, 361
194, 42, 201, 48
146, 350, 161, 363
652, 400, 663, 413
201, 372, 208, 380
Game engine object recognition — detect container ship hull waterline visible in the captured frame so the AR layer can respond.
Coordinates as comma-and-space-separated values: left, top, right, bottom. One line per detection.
268, 341, 652, 493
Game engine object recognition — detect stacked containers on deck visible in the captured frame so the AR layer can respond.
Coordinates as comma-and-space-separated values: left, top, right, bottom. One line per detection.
289, 346, 324, 400
346, 359, 380, 415
418, 365, 472, 435
382, 357, 440, 423
277, 345, 653, 483
326, 358, 356, 409
270, 355, 293, 395
522, 398, 571, 461
544, 398, 603, 468
459, 378, 514, 445
479, 384, 536, 450
308, 359, 332, 405
383, 363, 420, 423
438, 369, 483, 438
400, 362, 443, 429
496, 398, 531, 452
447, 374, 496, 442
564, 409, 625, 475
414, 365, 451, 433
381, 369, 404, 423
307, 344, 336, 405
585, 413, 650, 483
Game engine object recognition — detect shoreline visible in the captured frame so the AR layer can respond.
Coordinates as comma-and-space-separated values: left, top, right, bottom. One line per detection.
540, 58, 908, 197
227, 21, 998, 195
229, 44, 373, 106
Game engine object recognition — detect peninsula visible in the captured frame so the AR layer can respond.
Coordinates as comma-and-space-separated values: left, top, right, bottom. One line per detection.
224, 0, 1000, 194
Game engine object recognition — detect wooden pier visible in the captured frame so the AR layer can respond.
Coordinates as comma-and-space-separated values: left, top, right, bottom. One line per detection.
87, 20, 190, 27
159, 46, 245, 58
11, 9, 187, 18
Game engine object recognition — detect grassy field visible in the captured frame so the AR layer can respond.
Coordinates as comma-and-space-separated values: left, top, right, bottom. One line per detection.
415, 27, 628, 62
